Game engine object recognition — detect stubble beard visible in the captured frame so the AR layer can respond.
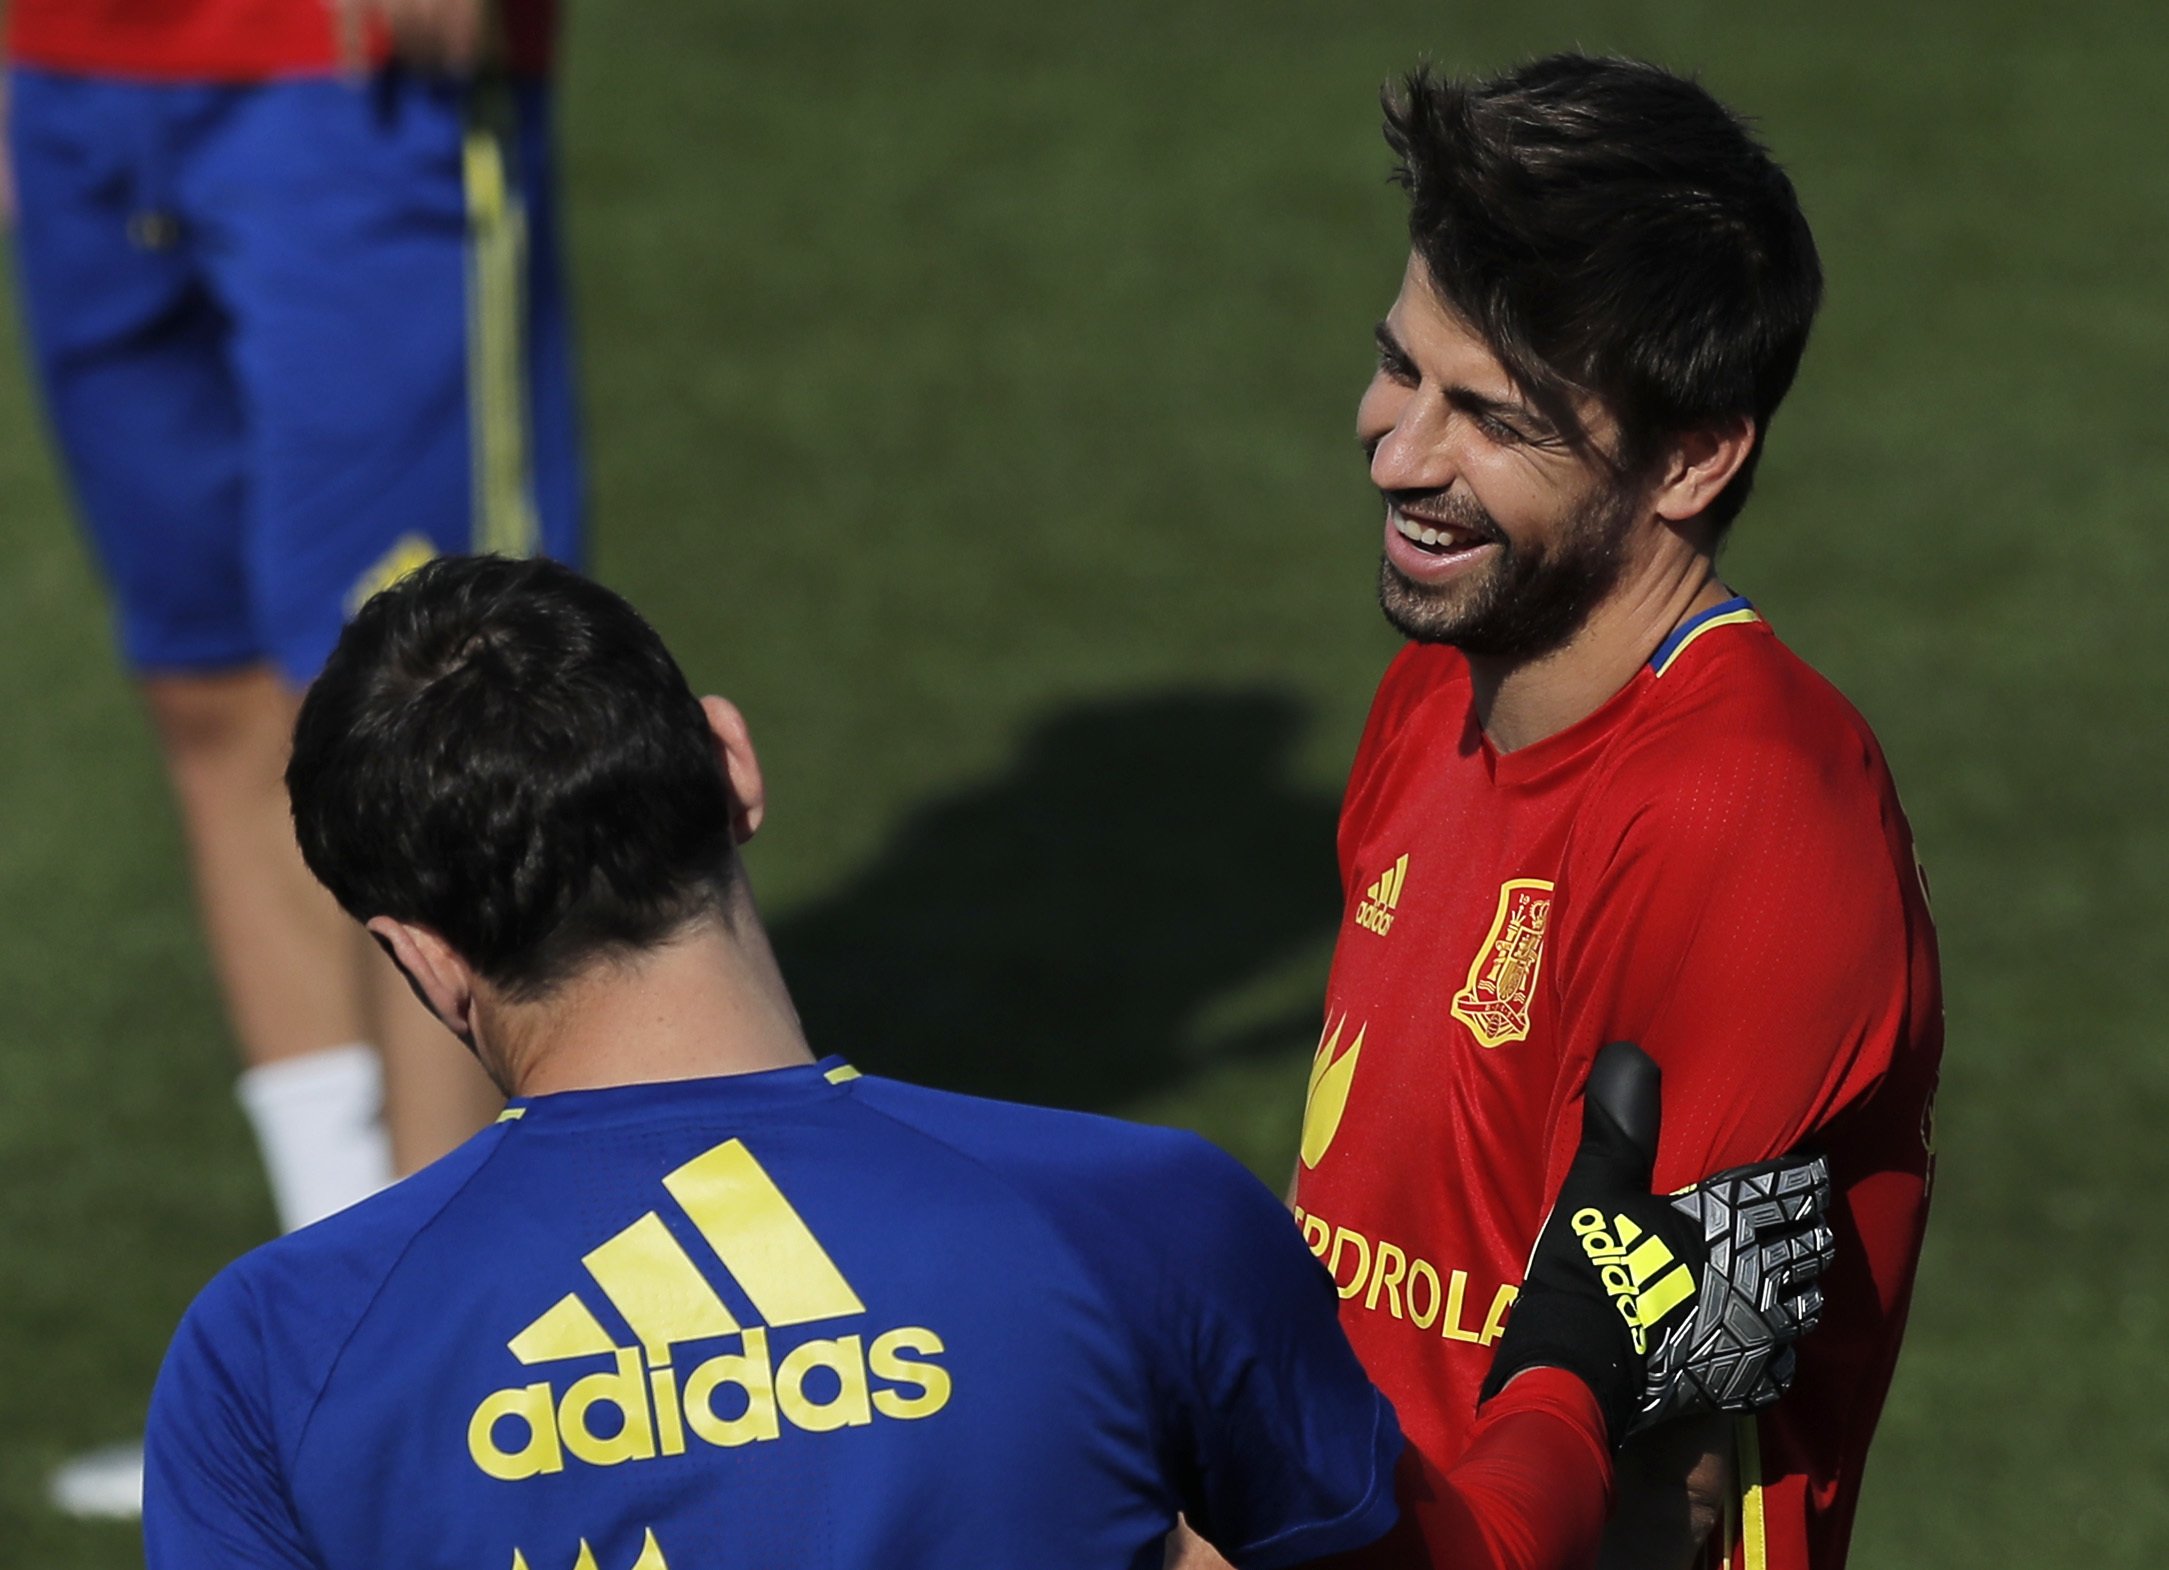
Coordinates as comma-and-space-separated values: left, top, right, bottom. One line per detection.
1376, 479, 1644, 661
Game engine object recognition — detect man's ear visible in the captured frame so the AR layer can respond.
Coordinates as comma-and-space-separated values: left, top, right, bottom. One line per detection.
700, 694, 766, 844
365, 916, 478, 1043
1650, 416, 1756, 530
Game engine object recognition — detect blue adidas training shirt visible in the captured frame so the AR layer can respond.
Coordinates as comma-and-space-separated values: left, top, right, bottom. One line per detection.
145, 1058, 1402, 1570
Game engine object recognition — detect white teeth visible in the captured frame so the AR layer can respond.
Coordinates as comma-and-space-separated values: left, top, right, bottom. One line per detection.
1394, 513, 1484, 553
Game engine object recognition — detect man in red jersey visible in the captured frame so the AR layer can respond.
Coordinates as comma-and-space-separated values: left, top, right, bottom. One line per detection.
1288, 56, 1942, 1570
4, 0, 573, 1517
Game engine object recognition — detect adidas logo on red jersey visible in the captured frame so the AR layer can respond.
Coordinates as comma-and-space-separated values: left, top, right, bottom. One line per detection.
1355, 854, 1409, 936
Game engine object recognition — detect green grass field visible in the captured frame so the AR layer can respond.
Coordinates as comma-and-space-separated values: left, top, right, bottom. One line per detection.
2, 0, 2165, 1562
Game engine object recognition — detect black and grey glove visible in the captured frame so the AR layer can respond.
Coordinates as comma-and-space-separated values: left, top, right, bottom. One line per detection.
1630, 1143, 1831, 1437
1480, 1041, 1834, 1447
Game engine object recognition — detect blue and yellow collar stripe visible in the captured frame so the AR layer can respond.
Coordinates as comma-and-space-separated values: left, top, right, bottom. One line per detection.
1649, 595, 1759, 677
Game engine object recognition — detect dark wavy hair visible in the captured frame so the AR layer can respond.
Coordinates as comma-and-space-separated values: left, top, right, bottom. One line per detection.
1386, 55, 1823, 534
288, 555, 738, 1000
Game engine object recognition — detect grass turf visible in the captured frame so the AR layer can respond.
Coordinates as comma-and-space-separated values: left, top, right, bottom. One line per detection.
0, 0, 2163, 1561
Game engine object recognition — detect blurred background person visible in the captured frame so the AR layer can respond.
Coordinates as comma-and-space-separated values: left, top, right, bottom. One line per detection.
3, 0, 579, 1518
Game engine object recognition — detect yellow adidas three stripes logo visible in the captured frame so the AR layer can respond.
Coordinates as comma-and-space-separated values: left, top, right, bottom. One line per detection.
1570, 1207, 1696, 1355
1355, 854, 1409, 936
510, 1139, 865, 1369
469, 1138, 951, 1482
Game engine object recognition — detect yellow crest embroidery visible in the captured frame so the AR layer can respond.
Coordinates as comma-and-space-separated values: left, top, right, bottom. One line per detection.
1449, 879, 1554, 1048
1300, 1015, 1364, 1169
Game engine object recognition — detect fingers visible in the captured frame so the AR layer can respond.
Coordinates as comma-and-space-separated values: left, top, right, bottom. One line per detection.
1724, 1151, 1835, 1336
1637, 1147, 1834, 1424
1754, 1223, 1831, 1332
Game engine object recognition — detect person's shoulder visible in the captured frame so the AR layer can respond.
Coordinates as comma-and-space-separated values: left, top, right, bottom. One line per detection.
1607, 614, 1899, 827
840, 1077, 1285, 1284
1365, 641, 1470, 738
842, 1074, 1253, 1204
1380, 638, 1469, 694
1662, 613, 1881, 736
1346, 643, 1474, 829
186, 1125, 513, 1384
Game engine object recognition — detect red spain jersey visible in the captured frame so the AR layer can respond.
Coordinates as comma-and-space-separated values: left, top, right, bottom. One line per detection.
6, 0, 554, 81
1293, 598, 1942, 1570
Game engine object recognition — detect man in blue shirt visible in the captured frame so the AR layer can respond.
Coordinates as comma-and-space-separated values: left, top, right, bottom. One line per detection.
145, 556, 1828, 1569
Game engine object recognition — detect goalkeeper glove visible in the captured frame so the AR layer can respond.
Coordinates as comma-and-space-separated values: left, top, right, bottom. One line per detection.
1481, 1041, 1834, 1447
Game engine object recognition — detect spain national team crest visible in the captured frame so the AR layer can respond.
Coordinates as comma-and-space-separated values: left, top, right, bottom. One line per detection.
1450, 878, 1554, 1049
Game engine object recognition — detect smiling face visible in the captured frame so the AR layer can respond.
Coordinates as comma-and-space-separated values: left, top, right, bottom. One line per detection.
1358, 253, 1653, 660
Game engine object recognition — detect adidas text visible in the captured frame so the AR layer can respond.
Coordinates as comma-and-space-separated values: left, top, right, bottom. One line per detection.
469, 1326, 951, 1480
1570, 1208, 1649, 1355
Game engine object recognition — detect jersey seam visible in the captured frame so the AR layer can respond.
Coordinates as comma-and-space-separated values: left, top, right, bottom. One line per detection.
283, 1124, 526, 1482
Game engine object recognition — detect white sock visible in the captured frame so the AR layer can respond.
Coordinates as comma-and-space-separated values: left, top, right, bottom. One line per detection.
235, 1044, 395, 1233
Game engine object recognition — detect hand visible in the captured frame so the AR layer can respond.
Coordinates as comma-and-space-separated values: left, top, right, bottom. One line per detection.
1481, 1042, 1832, 1447
1629, 1143, 1832, 1438
330, 0, 494, 76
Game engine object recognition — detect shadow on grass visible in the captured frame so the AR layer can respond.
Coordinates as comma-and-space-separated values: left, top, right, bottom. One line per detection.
771, 687, 1339, 1113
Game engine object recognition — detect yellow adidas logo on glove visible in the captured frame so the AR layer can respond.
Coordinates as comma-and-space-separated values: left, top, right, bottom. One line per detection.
1570, 1208, 1695, 1354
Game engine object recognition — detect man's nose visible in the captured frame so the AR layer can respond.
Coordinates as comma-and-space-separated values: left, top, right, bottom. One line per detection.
1366, 396, 1460, 496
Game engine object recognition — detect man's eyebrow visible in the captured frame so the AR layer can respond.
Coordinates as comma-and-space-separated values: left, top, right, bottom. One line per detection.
1444, 384, 1550, 430
1373, 321, 1558, 438
1373, 321, 1415, 370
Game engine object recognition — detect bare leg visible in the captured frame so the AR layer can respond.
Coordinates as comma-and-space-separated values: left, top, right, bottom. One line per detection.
49, 669, 394, 1521
142, 665, 497, 1175
370, 940, 501, 1172
142, 667, 367, 1067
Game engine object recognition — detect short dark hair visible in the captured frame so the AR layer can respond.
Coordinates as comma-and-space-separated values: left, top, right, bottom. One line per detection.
1385, 55, 1823, 534
288, 555, 739, 1000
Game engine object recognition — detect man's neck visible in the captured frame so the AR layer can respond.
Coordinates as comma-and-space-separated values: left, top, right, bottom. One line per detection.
486, 901, 815, 1098
1469, 549, 1726, 754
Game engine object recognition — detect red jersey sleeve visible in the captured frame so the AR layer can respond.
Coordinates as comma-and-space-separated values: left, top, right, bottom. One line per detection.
1541, 652, 1941, 1570
7, 0, 555, 81
1549, 667, 1930, 1192
1337, 1368, 1611, 1570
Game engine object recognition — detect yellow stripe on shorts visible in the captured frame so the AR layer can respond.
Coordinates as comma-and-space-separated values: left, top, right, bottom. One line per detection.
463, 77, 540, 559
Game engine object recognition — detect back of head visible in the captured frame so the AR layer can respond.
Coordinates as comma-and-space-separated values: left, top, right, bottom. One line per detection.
288, 555, 738, 999
1386, 54, 1823, 534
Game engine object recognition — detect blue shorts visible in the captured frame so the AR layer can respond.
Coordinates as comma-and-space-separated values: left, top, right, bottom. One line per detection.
8, 68, 582, 685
